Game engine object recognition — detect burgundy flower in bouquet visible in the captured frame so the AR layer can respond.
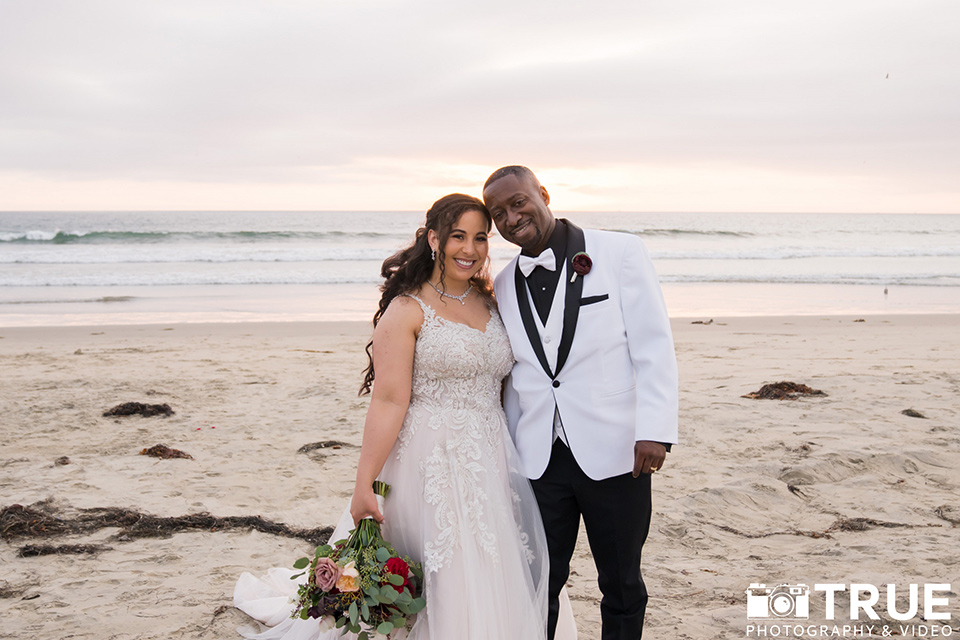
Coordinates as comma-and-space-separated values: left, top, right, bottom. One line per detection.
382, 557, 413, 594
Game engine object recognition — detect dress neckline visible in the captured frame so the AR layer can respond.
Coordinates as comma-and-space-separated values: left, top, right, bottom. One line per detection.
405, 293, 494, 335
435, 312, 495, 335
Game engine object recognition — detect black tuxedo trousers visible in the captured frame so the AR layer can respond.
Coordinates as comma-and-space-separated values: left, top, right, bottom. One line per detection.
532, 439, 653, 640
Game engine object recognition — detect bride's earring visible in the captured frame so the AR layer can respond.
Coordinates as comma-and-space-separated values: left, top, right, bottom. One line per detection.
431, 248, 436, 261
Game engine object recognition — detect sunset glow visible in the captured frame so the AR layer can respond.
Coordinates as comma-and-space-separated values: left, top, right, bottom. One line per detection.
1, 1, 957, 213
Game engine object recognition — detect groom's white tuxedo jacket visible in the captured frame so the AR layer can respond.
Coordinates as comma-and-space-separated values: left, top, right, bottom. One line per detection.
494, 221, 679, 481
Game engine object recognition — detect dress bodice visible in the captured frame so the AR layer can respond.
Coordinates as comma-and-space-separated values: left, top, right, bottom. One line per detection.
391, 295, 519, 574
404, 294, 514, 414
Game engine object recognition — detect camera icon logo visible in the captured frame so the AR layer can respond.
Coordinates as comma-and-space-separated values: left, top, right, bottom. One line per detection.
746, 583, 810, 619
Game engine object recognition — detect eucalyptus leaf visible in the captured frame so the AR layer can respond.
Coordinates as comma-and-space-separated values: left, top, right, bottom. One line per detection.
299, 608, 309, 620
292, 557, 310, 569
409, 597, 426, 613
377, 621, 395, 635
361, 601, 370, 619
375, 546, 391, 563
335, 616, 347, 628
379, 588, 398, 604
358, 633, 368, 640
385, 573, 403, 586
364, 585, 380, 598
349, 601, 358, 625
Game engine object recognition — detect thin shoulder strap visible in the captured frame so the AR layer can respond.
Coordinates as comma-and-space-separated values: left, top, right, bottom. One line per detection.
401, 293, 435, 320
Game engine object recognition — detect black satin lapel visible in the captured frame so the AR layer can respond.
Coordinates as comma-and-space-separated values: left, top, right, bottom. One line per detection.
555, 220, 585, 376
514, 262, 554, 378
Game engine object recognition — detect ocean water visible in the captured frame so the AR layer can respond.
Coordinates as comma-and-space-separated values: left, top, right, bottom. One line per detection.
2, 211, 959, 326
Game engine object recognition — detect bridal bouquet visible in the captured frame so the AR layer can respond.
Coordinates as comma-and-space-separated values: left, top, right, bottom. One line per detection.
291, 481, 426, 639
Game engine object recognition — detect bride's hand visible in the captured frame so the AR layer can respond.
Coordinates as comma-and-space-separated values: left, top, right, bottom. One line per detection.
350, 486, 384, 526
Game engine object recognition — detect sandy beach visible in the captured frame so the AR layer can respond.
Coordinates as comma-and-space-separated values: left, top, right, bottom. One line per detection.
1, 314, 958, 639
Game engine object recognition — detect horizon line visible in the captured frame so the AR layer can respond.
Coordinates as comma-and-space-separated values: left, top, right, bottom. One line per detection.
1, 209, 957, 216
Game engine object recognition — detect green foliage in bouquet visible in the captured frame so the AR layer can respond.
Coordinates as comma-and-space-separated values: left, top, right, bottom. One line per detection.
291, 481, 426, 638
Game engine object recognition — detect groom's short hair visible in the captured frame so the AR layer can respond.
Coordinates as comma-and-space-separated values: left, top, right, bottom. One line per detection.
483, 165, 538, 191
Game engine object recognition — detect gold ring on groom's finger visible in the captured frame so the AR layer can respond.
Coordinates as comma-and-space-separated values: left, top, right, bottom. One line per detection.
650, 467, 659, 472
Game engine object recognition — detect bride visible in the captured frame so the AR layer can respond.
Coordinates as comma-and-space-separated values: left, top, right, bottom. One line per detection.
234, 194, 576, 639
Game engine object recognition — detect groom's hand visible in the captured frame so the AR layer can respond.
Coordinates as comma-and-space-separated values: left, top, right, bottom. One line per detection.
633, 441, 667, 477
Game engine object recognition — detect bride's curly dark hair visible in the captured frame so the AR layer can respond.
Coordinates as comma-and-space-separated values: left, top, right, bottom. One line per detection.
359, 193, 494, 396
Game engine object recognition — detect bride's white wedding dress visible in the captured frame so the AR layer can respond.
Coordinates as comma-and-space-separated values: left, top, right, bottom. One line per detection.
234, 295, 577, 639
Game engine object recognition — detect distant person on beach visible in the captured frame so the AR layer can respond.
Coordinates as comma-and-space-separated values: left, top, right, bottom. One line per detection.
235, 193, 576, 638
484, 165, 679, 640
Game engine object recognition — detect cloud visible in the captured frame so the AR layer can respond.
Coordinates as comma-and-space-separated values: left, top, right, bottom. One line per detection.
0, 0, 957, 210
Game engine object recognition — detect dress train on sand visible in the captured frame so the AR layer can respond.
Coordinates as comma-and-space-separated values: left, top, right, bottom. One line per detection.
235, 297, 576, 639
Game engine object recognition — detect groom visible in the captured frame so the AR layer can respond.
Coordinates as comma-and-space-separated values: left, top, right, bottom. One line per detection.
484, 166, 679, 640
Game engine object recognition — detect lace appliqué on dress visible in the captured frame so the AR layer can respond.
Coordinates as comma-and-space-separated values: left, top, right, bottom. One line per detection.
396, 294, 514, 574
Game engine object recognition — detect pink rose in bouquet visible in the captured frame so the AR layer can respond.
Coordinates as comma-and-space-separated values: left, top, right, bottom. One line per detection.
312, 557, 341, 592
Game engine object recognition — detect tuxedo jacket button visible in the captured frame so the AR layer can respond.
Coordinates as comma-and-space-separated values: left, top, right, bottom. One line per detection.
552, 380, 560, 388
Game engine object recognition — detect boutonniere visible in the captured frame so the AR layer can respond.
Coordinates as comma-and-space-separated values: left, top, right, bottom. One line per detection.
570, 251, 592, 283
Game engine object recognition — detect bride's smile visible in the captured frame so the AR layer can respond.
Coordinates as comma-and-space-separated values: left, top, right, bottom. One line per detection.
429, 207, 489, 288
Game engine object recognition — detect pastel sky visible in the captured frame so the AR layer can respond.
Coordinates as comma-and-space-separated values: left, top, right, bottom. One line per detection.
1, 0, 957, 213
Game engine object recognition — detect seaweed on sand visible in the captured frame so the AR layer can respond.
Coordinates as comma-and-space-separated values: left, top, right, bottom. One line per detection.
0, 502, 333, 547
742, 381, 827, 400
139, 444, 193, 459
103, 402, 175, 417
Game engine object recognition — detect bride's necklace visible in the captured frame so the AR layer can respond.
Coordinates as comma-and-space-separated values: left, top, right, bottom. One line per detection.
427, 280, 473, 305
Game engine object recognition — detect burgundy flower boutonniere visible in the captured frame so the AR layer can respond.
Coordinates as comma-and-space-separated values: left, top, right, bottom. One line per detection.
570, 251, 592, 283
